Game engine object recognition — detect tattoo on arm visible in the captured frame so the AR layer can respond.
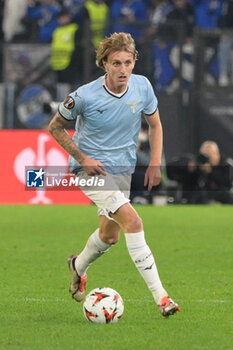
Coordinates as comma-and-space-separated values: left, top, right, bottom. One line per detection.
49, 113, 85, 163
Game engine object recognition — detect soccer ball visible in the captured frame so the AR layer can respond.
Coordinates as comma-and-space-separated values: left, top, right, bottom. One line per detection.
83, 287, 124, 324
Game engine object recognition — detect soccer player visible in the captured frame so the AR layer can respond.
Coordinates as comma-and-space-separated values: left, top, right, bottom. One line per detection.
49, 32, 180, 317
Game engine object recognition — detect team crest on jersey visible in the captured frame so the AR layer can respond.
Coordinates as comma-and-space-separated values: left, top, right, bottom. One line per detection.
127, 101, 140, 113
64, 96, 75, 109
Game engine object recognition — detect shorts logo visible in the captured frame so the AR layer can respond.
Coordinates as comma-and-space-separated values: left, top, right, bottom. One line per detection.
26, 168, 45, 188
64, 96, 75, 109
111, 196, 117, 203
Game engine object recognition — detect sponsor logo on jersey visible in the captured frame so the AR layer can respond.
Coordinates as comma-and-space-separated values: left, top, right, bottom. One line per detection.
64, 96, 75, 109
60, 104, 71, 115
97, 109, 106, 114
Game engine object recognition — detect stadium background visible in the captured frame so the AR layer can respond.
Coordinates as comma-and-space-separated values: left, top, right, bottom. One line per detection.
0, 0, 232, 203
0, 3, 232, 350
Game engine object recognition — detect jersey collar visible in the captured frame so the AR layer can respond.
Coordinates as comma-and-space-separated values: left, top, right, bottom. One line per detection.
102, 75, 128, 99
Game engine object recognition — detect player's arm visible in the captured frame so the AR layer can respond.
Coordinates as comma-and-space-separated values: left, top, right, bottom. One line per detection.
48, 112, 106, 175
144, 108, 163, 191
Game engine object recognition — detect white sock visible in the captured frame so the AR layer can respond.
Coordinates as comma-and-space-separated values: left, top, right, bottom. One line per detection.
125, 231, 167, 304
75, 229, 111, 276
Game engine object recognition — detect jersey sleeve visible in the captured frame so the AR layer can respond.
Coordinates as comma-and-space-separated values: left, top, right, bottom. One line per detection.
58, 88, 84, 121
143, 78, 158, 116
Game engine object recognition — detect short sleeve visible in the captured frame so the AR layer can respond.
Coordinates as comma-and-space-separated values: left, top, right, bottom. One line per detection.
58, 88, 84, 120
143, 78, 158, 116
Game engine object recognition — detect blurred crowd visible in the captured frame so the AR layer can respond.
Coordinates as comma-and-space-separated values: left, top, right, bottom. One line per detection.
0, 0, 233, 86
131, 129, 233, 205
166, 140, 233, 204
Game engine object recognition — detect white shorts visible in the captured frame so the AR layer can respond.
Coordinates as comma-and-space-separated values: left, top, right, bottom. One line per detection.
78, 171, 131, 220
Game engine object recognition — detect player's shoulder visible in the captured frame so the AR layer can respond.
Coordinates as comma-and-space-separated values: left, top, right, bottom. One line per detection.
72, 76, 103, 99
130, 74, 153, 90
130, 74, 150, 83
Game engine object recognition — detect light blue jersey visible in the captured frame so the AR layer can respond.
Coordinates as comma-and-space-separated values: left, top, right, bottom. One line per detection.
58, 74, 158, 174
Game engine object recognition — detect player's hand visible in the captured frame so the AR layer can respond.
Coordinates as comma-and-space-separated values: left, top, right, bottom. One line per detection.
144, 165, 161, 191
80, 156, 106, 176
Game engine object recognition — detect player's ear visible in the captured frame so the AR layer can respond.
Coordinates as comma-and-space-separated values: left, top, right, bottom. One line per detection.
132, 59, 136, 69
102, 59, 107, 70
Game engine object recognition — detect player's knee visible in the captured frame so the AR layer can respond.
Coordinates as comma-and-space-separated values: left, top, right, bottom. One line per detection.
99, 231, 119, 245
106, 236, 119, 245
123, 215, 143, 233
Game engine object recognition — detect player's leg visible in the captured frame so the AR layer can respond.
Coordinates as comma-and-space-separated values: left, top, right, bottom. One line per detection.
75, 216, 120, 275
68, 216, 120, 302
99, 215, 121, 243
110, 203, 167, 301
111, 203, 180, 317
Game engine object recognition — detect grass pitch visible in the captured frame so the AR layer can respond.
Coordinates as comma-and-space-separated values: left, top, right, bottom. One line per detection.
0, 205, 232, 350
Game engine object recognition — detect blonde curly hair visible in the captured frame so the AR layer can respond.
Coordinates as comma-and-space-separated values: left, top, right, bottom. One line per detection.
96, 32, 138, 69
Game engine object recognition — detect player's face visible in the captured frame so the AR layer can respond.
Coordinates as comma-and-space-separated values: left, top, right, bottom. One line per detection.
103, 50, 135, 93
